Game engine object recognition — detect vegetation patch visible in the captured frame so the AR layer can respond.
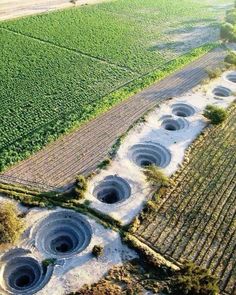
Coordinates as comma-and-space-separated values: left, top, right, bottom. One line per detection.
0, 202, 24, 245
225, 51, 236, 66
203, 104, 228, 124
171, 262, 219, 295
0, 0, 223, 171
143, 165, 170, 188
92, 245, 104, 258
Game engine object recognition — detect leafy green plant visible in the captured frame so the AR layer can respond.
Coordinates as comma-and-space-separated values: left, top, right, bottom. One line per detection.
0, 202, 24, 245
92, 245, 104, 258
203, 105, 227, 125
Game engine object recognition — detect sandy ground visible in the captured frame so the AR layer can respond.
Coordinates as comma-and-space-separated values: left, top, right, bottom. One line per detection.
0, 0, 109, 21
86, 71, 236, 225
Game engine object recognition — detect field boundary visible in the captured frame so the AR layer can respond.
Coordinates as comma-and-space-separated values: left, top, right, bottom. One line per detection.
0, 46, 226, 188
0, 27, 138, 74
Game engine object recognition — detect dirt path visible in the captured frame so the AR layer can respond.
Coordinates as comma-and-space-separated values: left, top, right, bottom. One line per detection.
0, 48, 226, 190
0, 0, 108, 21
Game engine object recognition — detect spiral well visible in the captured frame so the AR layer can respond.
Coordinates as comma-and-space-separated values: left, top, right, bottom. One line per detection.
212, 86, 231, 97
1, 255, 53, 295
171, 103, 195, 117
34, 211, 92, 258
129, 142, 171, 168
161, 117, 189, 131
93, 176, 131, 204
226, 72, 236, 83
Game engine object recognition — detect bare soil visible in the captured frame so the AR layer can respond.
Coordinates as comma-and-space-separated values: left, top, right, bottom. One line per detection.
0, 0, 108, 21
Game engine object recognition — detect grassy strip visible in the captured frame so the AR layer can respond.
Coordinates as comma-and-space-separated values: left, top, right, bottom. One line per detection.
122, 232, 180, 271
0, 183, 122, 230
0, 43, 218, 172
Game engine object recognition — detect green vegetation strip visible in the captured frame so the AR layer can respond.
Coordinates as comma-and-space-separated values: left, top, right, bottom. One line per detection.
0, 0, 226, 171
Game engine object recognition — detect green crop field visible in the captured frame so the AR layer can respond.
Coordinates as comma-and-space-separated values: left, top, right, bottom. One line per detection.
0, 0, 232, 170
133, 104, 236, 294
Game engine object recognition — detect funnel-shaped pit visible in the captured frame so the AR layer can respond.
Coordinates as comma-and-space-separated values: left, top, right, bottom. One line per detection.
129, 142, 171, 168
93, 176, 131, 204
161, 117, 189, 131
171, 103, 195, 117
226, 72, 236, 83
2, 256, 53, 295
213, 86, 231, 97
35, 211, 92, 258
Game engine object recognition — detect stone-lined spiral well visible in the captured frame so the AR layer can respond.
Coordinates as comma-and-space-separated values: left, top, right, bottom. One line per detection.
34, 211, 92, 258
171, 103, 196, 117
212, 86, 231, 97
129, 142, 171, 168
93, 176, 131, 204
161, 117, 189, 131
1, 252, 53, 295
226, 72, 236, 83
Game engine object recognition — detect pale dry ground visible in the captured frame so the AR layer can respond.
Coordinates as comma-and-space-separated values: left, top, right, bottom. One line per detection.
0, 0, 109, 21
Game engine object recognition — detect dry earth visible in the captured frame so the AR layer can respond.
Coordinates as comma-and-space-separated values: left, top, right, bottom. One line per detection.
0, 0, 108, 21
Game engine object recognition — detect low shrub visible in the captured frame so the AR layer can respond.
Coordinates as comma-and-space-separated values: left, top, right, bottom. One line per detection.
42, 258, 57, 268
143, 165, 169, 188
92, 245, 104, 258
0, 202, 24, 245
74, 175, 88, 200
226, 9, 236, 25
97, 158, 111, 170
203, 105, 227, 125
206, 68, 222, 79
225, 51, 236, 65
220, 22, 236, 42
171, 262, 219, 295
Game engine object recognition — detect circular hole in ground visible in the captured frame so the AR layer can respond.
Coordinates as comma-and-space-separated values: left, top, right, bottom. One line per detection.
93, 176, 131, 204
35, 211, 92, 258
129, 142, 171, 168
51, 236, 74, 253
161, 118, 188, 131
171, 103, 195, 117
15, 275, 31, 288
2, 256, 52, 295
226, 73, 236, 83
212, 86, 231, 97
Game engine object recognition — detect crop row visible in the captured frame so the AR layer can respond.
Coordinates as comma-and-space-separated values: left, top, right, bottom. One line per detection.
136, 105, 236, 294
0, 0, 222, 74
0, 0, 227, 172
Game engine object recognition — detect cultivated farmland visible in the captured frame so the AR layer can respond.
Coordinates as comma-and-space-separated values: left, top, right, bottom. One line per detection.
135, 104, 236, 295
0, 0, 231, 171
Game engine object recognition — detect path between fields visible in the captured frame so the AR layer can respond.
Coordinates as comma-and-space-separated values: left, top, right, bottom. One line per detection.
0, 0, 109, 21
0, 47, 226, 190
